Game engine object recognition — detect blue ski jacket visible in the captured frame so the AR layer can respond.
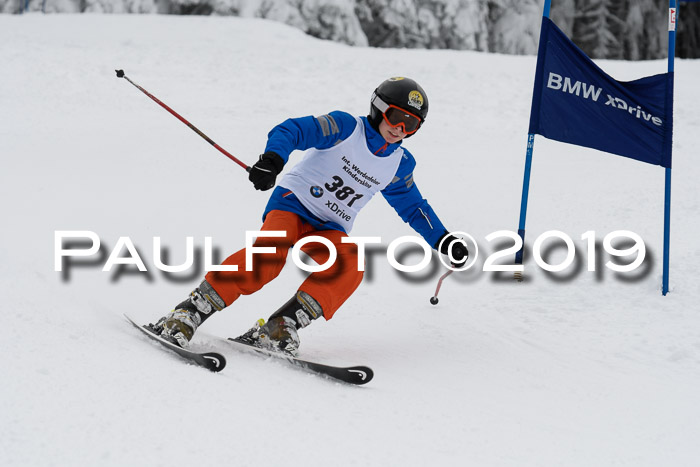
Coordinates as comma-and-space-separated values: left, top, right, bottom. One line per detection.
262, 111, 447, 248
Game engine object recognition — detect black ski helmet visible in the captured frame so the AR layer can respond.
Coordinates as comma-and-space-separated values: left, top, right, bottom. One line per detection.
369, 77, 429, 136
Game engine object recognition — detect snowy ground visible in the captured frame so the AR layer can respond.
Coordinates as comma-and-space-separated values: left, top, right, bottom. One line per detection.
2, 13, 699, 467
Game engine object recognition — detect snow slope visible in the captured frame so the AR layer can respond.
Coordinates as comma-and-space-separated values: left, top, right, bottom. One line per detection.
1, 13, 699, 467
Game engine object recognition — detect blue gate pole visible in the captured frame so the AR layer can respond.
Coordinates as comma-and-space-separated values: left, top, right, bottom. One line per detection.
662, 0, 676, 296
515, 133, 535, 268
514, 0, 551, 278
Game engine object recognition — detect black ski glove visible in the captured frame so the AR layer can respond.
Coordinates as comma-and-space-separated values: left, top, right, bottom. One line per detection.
248, 151, 285, 191
436, 233, 469, 268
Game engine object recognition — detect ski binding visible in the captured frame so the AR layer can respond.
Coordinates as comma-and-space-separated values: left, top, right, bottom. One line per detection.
124, 314, 226, 372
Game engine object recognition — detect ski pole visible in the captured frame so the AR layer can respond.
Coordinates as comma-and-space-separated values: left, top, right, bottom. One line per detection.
115, 69, 251, 172
429, 270, 453, 305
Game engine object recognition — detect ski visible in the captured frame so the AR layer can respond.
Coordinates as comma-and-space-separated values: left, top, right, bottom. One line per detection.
124, 314, 226, 372
226, 337, 373, 385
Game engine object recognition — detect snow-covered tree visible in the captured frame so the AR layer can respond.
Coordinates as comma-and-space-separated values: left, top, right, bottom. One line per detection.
355, 0, 488, 50
250, 0, 369, 46
549, 0, 576, 36
487, 0, 542, 55
83, 0, 160, 13
572, 0, 625, 59
619, 0, 666, 60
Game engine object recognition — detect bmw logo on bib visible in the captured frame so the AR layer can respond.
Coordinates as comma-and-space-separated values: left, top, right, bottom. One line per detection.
310, 186, 324, 198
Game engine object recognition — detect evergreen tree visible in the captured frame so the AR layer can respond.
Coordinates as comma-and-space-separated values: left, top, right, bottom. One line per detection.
620, 0, 666, 60
677, 1, 700, 59
573, 0, 625, 59
487, 0, 542, 55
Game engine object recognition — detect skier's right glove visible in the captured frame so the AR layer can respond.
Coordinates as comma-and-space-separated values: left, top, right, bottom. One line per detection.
437, 233, 469, 268
248, 151, 285, 191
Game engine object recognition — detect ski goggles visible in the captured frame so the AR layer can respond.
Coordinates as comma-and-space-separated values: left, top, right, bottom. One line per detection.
372, 95, 422, 134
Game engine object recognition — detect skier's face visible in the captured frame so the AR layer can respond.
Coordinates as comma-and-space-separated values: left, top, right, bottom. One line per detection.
378, 119, 406, 144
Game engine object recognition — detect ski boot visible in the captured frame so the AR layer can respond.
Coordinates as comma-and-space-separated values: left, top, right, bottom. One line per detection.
151, 280, 226, 348
237, 291, 323, 356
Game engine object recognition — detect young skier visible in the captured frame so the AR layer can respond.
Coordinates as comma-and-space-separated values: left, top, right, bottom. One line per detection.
151, 77, 468, 354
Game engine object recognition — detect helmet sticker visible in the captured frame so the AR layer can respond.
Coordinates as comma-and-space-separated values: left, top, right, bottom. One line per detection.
407, 90, 424, 110
389, 77, 405, 81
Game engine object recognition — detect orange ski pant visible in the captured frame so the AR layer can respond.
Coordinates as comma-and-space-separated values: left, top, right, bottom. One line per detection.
205, 210, 364, 320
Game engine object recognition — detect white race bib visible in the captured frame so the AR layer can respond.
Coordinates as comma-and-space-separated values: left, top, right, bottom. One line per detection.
279, 118, 403, 232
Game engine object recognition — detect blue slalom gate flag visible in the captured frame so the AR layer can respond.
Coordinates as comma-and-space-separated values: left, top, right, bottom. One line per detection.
529, 17, 674, 168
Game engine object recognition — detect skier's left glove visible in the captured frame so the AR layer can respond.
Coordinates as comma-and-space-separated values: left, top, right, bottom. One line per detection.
249, 151, 285, 191
436, 233, 469, 268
